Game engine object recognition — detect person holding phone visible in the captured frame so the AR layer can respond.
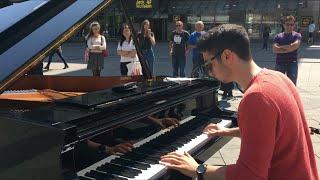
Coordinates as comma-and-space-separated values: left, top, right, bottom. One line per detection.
86, 21, 107, 77
137, 20, 156, 75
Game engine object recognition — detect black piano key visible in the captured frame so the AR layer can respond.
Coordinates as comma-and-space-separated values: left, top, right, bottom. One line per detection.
85, 170, 127, 180
133, 150, 165, 159
97, 163, 142, 178
78, 176, 92, 180
121, 153, 158, 164
110, 158, 150, 170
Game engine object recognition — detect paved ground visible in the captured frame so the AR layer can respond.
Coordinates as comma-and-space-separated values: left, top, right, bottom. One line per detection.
44, 42, 320, 174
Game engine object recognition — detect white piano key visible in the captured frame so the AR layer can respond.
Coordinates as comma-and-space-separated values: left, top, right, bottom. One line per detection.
77, 117, 233, 180
77, 155, 119, 177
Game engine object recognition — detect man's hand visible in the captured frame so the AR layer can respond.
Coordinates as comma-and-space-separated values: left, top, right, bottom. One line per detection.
185, 49, 190, 56
203, 123, 229, 137
160, 118, 179, 128
203, 124, 240, 137
279, 44, 292, 50
160, 151, 198, 178
107, 142, 134, 155
152, 117, 179, 128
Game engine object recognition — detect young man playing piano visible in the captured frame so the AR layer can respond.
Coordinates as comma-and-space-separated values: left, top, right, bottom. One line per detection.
161, 24, 318, 180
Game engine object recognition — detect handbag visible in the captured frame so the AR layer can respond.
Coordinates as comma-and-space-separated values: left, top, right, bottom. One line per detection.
127, 61, 142, 76
101, 36, 109, 58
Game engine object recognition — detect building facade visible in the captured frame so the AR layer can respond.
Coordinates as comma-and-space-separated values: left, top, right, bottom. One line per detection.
70, 0, 319, 41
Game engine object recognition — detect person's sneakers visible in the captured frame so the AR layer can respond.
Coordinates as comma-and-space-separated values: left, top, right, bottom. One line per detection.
63, 65, 69, 69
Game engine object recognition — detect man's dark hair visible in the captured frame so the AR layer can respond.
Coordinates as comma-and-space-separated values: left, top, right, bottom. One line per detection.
197, 24, 251, 61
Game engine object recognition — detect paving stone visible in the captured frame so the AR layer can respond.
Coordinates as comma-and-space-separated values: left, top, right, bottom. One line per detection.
206, 157, 226, 166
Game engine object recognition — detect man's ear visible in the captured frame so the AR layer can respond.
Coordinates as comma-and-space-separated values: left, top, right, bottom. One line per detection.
221, 49, 233, 64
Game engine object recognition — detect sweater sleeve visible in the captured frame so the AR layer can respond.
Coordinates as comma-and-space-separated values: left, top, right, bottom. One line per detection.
226, 92, 278, 180
87, 37, 95, 50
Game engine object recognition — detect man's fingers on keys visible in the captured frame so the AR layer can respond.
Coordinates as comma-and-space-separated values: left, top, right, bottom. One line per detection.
122, 143, 134, 149
203, 123, 218, 132
161, 154, 184, 161
168, 151, 184, 157
159, 161, 181, 170
119, 144, 133, 151
170, 118, 180, 126
160, 157, 181, 165
115, 145, 131, 153
204, 129, 218, 135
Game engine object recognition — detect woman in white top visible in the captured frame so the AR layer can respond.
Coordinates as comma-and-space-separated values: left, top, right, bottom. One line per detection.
86, 21, 107, 77
117, 24, 142, 76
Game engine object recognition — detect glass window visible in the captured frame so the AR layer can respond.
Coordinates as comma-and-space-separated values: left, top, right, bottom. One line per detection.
187, 16, 201, 24
246, 13, 261, 38
215, 15, 229, 23
262, 13, 281, 38
201, 16, 215, 23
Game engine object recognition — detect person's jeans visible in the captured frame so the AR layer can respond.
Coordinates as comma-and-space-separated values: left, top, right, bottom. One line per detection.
262, 37, 268, 50
46, 50, 68, 68
275, 61, 298, 85
142, 48, 155, 75
191, 54, 204, 77
172, 55, 186, 77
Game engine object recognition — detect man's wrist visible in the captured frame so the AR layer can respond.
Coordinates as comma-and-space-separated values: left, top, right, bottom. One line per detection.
97, 144, 107, 154
196, 164, 207, 180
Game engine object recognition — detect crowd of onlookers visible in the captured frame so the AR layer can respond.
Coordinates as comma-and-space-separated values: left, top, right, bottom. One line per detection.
83, 20, 208, 78
30, 14, 314, 98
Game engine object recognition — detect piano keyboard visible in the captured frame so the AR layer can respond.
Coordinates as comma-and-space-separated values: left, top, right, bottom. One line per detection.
2, 89, 37, 94
77, 116, 232, 180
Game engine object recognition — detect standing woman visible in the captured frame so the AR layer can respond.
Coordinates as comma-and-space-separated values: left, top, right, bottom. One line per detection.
117, 24, 141, 76
138, 20, 156, 75
86, 21, 106, 77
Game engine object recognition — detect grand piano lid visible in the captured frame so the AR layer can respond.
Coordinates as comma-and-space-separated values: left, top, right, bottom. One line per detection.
0, 0, 113, 94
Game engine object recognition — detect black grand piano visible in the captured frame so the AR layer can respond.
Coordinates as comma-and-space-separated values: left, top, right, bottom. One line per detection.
0, 1, 237, 180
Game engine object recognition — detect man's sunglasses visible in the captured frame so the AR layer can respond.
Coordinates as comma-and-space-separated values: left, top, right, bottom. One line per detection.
203, 51, 222, 73
176, 24, 182, 27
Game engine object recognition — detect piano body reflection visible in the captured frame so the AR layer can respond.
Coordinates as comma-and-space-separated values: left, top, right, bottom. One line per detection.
0, 1, 237, 180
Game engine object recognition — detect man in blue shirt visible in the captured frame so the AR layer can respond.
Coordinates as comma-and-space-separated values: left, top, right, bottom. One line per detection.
189, 21, 206, 77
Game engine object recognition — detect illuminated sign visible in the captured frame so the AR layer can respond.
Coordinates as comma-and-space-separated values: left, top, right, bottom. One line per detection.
173, 15, 180, 22
136, 0, 152, 9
